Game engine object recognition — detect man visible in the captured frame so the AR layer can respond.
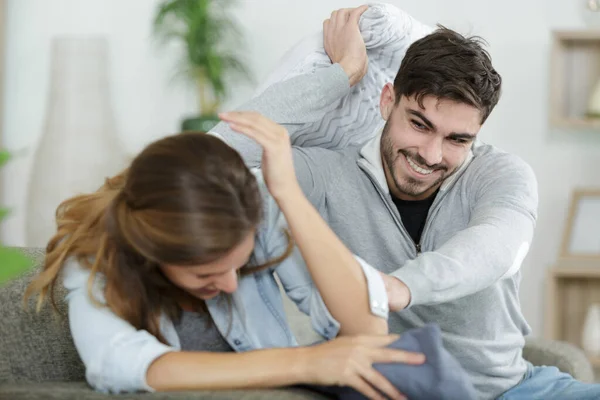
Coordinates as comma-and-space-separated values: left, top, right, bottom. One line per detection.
213, 5, 600, 399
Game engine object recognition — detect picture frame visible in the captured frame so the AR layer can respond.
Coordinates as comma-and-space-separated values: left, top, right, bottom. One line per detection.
560, 188, 600, 260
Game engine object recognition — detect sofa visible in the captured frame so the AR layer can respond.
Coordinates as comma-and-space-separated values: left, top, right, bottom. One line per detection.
0, 247, 595, 399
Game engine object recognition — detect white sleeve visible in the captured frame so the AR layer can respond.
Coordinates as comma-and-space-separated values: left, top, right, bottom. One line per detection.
354, 255, 389, 319
62, 260, 175, 393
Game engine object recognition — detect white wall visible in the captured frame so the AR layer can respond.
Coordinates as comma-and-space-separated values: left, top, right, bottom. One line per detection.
2, 0, 600, 336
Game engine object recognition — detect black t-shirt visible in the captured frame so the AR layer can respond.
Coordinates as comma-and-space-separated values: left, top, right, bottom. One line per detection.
392, 192, 437, 245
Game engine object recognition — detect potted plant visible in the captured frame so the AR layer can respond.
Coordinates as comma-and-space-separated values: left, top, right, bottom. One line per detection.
153, 0, 252, 132
0, 150, 34, 285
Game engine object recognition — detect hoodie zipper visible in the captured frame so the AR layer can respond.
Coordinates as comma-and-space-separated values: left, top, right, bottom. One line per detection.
415, 243, 422, 254
357, 140, 476, 258
359, 165, 422, 257
416, 191, 448, 254
359, 162, 454, 258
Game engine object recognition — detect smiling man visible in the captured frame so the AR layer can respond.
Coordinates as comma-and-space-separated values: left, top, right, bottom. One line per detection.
211, 6, 600, 400
380, 94, 480, 202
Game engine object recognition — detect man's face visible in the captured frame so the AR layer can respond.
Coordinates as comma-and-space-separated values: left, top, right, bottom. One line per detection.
379, 84, 483, 200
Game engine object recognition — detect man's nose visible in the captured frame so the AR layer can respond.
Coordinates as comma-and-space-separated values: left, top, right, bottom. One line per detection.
418, 135, 443, 167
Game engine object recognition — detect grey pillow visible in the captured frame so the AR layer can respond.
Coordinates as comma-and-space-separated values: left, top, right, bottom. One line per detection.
303, 324, 476, 400
251, 3, 433, 150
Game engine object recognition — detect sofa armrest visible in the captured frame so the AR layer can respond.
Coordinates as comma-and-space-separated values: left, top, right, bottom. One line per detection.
523, 337, 595, 382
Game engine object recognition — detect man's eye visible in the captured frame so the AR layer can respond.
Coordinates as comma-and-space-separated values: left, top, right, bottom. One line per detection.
411, 120, 426, 130
451, 138, 468, 144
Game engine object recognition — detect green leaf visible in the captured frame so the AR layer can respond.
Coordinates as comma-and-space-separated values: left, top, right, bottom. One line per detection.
151, 0, 251, 104
0, 207, 10, 222
0, 150, 11, 168
0, 247, 34, 285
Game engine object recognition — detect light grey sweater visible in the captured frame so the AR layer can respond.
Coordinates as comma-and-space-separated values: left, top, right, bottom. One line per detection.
211, 64, 538, 399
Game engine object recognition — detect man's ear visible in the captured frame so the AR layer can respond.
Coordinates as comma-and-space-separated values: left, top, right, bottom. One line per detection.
379, 83, 396, 120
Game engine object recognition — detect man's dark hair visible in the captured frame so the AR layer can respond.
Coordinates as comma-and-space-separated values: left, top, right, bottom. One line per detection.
393, 25, 502, 124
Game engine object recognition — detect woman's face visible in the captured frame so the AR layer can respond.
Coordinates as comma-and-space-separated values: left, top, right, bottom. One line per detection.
161, 230, 256, 300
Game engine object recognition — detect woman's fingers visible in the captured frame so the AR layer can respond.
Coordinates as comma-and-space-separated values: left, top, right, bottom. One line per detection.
219, 111, 268, 132
226, 123, 269, 148
348, 376, 387, 400
220, 111, 281, 133
219, 112, 285, 142
358, 364, 405, 400
371, 346, 426, 365
351, 334, 425, 365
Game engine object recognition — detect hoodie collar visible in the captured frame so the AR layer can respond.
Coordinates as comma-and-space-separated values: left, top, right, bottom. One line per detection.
358, 126, 474, 195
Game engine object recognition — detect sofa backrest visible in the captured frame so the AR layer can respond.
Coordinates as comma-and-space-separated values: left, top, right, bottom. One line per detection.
0, 248, 85, 384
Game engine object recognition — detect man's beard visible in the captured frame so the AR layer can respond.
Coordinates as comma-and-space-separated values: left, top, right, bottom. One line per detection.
380, 120, 449, 199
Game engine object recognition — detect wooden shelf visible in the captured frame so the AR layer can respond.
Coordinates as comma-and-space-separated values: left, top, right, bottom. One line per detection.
589, 355, 600, 368
549, 30, 600, 130
554, 30, 600, 41
552, 267, 600, 278
551, 117, 600, 129
545, 263, 600, 346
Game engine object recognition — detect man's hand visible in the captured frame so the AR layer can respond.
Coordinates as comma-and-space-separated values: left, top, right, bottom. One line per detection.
323, 5, 369, 86
379, 272, 412, 312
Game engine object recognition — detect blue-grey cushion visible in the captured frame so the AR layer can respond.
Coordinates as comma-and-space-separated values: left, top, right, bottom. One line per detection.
304, 324, 476, 400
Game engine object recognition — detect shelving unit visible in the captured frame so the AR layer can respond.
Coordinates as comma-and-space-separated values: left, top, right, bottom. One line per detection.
550, 30, 600, 129
546, 261, 600, 368
590, 356, 600, 369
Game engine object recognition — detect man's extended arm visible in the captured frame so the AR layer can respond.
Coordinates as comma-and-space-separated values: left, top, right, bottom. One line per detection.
384, 153, 538, 310
210, 64, 350, 168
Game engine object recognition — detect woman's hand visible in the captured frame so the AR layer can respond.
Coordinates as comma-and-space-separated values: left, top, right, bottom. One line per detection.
219, 111, 300, 201
303, 334, 425, 400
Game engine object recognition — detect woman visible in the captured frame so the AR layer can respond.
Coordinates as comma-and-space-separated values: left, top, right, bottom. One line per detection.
25, 112, 423, 400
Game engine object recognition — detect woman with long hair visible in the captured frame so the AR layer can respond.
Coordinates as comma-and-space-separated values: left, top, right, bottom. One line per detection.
24, 111, 423, 400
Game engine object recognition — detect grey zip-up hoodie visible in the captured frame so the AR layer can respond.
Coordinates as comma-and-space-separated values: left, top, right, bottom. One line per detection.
211, 64, 538, 399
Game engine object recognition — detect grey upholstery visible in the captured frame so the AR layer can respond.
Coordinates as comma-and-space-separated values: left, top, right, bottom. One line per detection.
0, 247, 594, 399
0, 248, 84, 384
523, 336, 595, 383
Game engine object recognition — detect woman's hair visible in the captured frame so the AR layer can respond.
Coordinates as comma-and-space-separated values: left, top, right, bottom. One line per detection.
25, 132, 293, 343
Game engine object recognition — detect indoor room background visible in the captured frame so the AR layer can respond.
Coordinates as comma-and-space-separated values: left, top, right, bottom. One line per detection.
1, 0, 600, 364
